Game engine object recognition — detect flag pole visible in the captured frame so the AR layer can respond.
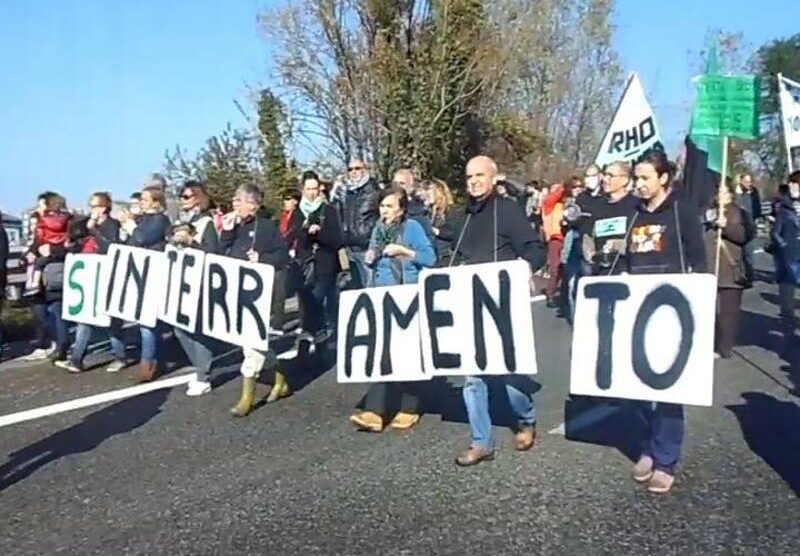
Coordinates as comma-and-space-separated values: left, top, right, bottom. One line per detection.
714, 135, 730, 277
777, 73, 795, 173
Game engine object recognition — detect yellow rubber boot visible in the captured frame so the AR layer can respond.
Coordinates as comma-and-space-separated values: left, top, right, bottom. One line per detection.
266, 370, 291, 403
230, 377, 256, 417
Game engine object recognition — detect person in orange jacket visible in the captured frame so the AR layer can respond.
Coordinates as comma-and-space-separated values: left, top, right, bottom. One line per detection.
541, 183, 566, 307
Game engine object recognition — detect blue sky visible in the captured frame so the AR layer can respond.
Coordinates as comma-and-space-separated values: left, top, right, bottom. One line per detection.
0, 0, 797, 214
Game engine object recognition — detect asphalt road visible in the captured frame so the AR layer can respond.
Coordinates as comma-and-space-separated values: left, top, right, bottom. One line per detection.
0, 250, 798, 555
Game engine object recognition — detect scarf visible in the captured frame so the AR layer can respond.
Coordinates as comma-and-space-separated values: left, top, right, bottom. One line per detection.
346, 173, 371, 192
300, 196, 323, 218
370, 219, 403, 254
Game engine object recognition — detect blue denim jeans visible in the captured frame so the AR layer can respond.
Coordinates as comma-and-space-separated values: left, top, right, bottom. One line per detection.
70, 319, 126, 365
32, 301, 69, 353
462, 376, 536, 451
174, 327, 215, 382
140, 324, 162, 364
637, 401, 684, 474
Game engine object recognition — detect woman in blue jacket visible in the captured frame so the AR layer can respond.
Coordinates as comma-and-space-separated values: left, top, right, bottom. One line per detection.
121, 185, 171, 382
349, 185, 436, 432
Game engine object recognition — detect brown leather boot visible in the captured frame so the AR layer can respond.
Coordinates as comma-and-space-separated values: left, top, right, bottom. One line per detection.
514, 425, 536, 451
455, 445, 494, 467
137, 361, 157, 383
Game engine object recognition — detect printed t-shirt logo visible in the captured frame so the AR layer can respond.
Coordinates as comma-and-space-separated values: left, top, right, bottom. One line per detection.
630, 224, 665, 254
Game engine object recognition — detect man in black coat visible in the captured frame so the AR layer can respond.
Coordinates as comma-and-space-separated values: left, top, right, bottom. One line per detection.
448, 155, 547, 467
331, 159, 381, 288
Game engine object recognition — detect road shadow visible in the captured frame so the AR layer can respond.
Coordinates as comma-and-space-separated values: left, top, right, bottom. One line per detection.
736, 309, 795, 361
0, 389, 169, 492
558, 396, 643, 462
727, 392, 800, 496
424, 375, 543, 431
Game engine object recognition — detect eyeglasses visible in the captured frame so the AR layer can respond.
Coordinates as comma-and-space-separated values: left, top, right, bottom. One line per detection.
348, 165, 364, 171
89, 204, 104, 209
603, 173, 628, 178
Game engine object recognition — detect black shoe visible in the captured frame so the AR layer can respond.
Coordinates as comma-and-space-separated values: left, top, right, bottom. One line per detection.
48, 349, 67, 363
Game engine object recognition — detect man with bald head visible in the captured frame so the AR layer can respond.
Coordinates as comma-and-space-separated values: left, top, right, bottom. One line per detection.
447, 155, 546, 466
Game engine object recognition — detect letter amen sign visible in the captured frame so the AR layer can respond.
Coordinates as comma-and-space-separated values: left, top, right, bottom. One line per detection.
61, 254, 110, 327
569, 274, 716, 407
418, 260, 538, 377
336, 284, 427, 383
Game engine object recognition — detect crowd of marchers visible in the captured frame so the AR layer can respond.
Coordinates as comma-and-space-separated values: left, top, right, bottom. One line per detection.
1, 153, 799, 495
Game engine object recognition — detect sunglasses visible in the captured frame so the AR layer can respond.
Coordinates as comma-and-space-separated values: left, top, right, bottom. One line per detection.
348, 166, 364, 171
180, 194, 195, 200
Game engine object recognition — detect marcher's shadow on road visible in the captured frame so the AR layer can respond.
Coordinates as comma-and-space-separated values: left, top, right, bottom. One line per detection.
425, 375, 543, 430
0, 389, 169, 492
556, 397, 643, 462
727, 392, 800, 496
736, 309, 793, 360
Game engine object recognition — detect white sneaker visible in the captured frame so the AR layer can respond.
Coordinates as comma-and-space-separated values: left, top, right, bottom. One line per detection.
22, 348, 50, 361
45, 342, 57, 356
105, 360, 126, 373
54, 359, 83, 374
186, 381, 212, 397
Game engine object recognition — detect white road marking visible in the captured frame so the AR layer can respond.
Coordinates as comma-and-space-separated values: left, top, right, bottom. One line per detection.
548, 404, 620, 435
0, 373, 196, 429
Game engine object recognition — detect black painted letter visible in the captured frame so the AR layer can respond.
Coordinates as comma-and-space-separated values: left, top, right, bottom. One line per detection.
344, 293, 376, 378
175, 253, 196, 327
584, 282, 630, 389
119, 253, 151, 322
380, 293, 419, 376
423, 274, 460, 369
631, 284, 693, 389
207, 263, 230, 333
472, 271, 515, 371
237, 267, 267, 341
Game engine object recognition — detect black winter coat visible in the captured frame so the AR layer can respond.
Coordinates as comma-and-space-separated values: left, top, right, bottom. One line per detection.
334, 178, 380, 250
295, 203, 344, 277
447, 193, 546, 271
218, 212, 290, 270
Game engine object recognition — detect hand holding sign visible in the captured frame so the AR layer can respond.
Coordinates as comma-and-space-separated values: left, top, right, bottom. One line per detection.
383, 244, 412, 258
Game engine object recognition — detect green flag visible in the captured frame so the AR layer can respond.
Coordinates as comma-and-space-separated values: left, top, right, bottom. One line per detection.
688, 46, 723, 173
689, 75, 759, 138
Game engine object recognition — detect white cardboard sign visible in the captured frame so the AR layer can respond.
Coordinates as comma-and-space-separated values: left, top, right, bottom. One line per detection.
336, 284, 428, 384
569, 274, 716, 406
158, 246, 206, 333
201, 253, 274, 350
61, 254, 110, 327
418, 260, 538, 376
104, 245, 167, 328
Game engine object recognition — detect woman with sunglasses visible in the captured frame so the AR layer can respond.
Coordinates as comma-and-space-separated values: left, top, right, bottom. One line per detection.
172, 181, 222, 396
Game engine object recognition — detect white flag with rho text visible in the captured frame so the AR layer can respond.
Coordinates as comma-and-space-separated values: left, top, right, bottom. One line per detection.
595, 73, 663, 168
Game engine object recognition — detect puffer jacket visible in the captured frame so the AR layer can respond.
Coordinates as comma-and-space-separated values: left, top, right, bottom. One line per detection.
333, 177, 380, 251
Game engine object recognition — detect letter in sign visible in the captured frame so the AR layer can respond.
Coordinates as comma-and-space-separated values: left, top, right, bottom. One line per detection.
336, 284, 428, 384
158, 246, 206, 332
418, 260, 538, 376
569, 274, 716, 406
104, 245, 166, 327
61, 254, 110, 327
201, 253, 274, 350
